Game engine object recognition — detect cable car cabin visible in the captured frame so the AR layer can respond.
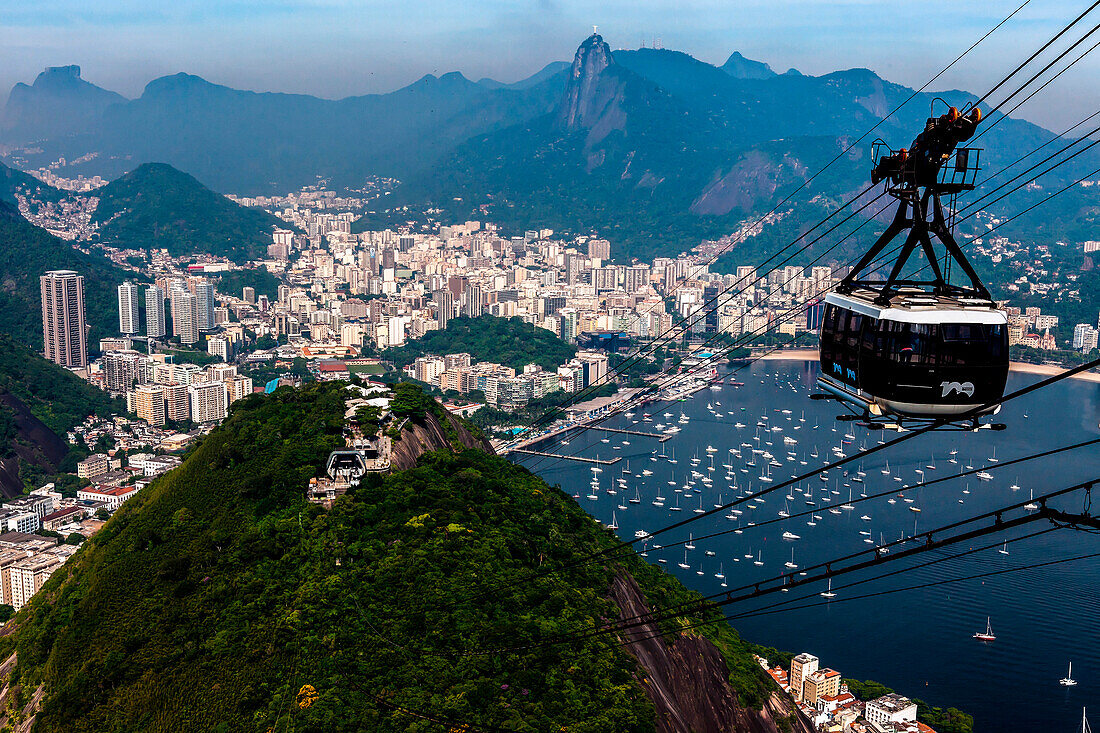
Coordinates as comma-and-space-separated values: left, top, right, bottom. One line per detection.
818, 290, 1008, 421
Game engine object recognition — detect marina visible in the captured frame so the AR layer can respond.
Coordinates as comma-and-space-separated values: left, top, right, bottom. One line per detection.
517, 362, 1100, 733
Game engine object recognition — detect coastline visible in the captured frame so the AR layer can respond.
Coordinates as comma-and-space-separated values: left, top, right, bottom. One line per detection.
750, 348, 1100, 384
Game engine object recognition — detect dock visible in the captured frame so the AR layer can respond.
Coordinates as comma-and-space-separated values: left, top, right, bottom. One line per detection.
587, 426, 672, 442
509, 449, 621, 465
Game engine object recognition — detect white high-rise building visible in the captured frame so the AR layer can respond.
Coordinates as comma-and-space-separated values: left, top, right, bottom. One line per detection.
146, 285, 166, 339
1072, 323, 1099, 352
189, 381, 228, 424
193, 280, 215, 331
117, 281, 140, 335
171, 290, 199, 345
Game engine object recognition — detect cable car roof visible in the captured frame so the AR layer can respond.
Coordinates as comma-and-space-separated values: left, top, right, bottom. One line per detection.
825, 289, 1006, 325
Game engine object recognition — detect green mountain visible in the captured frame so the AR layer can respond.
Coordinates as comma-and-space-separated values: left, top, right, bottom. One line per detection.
4, 382, 806, 732
0, 334, 122, 497
0, 162, 65, 207
0, 198, 128, 349
91, 162, 288, 262
390, 36, 1098, 264
384, 314, 576, 372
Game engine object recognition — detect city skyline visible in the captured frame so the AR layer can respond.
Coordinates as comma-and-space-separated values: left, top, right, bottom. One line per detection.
3, 0, 1099, 131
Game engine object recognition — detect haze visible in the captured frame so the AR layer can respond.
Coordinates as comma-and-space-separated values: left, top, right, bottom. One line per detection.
1, 0, 1097, 131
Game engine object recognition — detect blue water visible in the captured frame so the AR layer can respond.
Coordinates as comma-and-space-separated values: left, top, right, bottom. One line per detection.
517, 361, 1100, 733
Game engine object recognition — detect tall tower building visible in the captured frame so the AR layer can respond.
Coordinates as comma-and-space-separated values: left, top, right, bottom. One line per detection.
117, 281, 140, 335
40, 270, 87, 368
193, 280, 215, 331
433, 290, 454, 330
171, 290, 199, 345
146, 285, 166, 338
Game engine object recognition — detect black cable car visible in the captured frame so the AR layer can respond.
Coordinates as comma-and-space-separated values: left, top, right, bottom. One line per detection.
817, 103, 1010, 428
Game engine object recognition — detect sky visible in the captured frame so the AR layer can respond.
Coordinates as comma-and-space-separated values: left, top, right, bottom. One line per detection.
0, 0, 1097, 131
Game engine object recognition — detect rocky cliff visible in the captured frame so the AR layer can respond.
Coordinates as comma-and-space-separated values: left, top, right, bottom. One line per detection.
389, 408, 494, 471
0, 391, 70, 499
556, 33, 628, 148
610, 573, 814, 733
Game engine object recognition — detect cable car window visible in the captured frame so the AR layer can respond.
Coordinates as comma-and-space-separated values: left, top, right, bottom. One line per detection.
892, 323, 935, 365
938, 323, 1006, 366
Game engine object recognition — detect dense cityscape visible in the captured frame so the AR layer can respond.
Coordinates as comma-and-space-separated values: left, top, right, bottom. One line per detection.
0, 5, 1097, 732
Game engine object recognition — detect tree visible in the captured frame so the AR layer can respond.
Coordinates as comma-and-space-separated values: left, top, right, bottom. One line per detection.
95, 508, 111, 521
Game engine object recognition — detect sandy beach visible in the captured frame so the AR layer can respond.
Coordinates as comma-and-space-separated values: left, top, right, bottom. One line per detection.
748, 348, 1100, 383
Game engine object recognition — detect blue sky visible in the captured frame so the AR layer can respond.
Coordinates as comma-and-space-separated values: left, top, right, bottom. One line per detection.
1, 0, 1096, 130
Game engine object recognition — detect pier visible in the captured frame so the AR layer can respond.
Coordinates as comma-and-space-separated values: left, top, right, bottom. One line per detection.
509, 449, 621, 465
587, 426, 672, 442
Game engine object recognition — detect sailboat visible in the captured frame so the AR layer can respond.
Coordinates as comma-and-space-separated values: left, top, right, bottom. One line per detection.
820, 578, 836, 599
973, 617, 996, 642
608, 511, 619, 530
1060, 661, 1077, 686
715, 562, 725, 580
998, 540, 1009, 556
630, 487, 641, 504
753, 550, 764, 567
678, 549, 691, 570
784, 548, 798, 569
1025, 490, 1039, 511
1076, 708, 1091, 733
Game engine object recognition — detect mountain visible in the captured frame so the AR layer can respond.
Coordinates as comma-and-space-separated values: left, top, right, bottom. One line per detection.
0, 334, 122, 497
389, 37, 1100, 263
91, 162, 288, 261
0, 196, 128, 349
720, 52, 777, 80
4, 381, 810, 732
0, 161, 57, 206
5, 40, 1096, 263
1, 65, 126, 142
2, 66, 567, 194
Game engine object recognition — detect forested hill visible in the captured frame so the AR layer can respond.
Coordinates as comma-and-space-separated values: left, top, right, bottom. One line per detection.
0, 334, 122, 496
91, 162, 288, 262
0, 198, 128, 349
384, 314, 576, 372
4, 382, 804, 732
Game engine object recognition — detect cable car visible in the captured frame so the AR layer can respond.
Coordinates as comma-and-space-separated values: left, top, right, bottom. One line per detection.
816, 102, 1009, 428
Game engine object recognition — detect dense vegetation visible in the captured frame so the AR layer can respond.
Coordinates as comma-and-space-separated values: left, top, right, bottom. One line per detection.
0, 199, 129, 349
7, 382, 774, 731
384, 314, 576, 372
213, 267, 283, 300
0, 334, 121, 440
0, 334, 123, 493
92, 163, 288, 261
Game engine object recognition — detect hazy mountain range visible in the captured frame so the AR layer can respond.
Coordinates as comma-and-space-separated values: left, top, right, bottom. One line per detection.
2, 36, 1096, 261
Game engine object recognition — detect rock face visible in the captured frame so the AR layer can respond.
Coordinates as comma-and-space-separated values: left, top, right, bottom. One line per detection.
556, 33, 627, 147
2, 65, 125, 140
0, 392, 69, 499
388, 409, 494, 471
609, 573, 814, 733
